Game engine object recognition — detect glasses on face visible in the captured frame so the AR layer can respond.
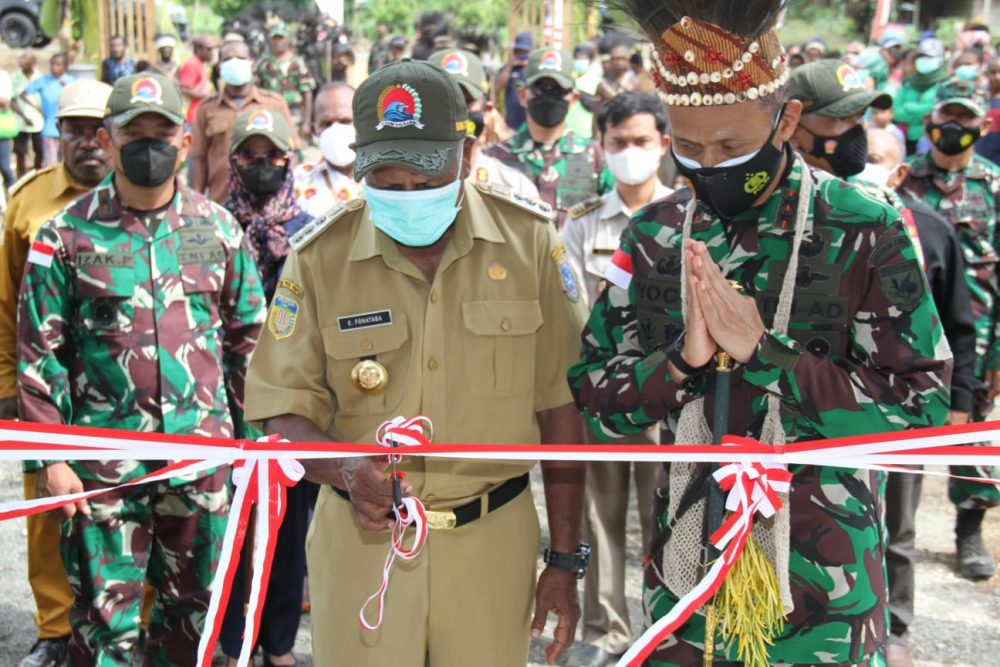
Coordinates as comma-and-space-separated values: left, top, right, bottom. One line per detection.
234, 147, 289, 166
529, 84, 571, 98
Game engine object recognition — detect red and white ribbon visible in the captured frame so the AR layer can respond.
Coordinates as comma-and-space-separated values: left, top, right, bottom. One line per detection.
358, 416, 433, 631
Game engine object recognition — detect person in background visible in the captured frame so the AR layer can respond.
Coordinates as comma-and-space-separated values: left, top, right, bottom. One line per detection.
178, 35, 216, 127
0, 68, 17, 190
859, 126, 978, 667
804, 38, 827, 62
560, 91, 671, 667
368, 22, 391, 74
900, 78, 1000, 583
975, 58, 1000, 165
388, 36, 408, 64
484, 48, 614, 228
592, 35, 638, 129
494, 31, 533, 131
211, 32, 246, 91
219, 108, 316, 667
11, 52, 44, 178
293, 82, 361, 217
567, 43, 599, 140
0, 80, 113, 667
629, 52, 656, 93
20, 53, 73, 167
895, 37, 950, 154
429, 48, 537, 197
18, 71, 264, 667
190, 40, 297, 204
254, 21, 317, 138
150, 35, 179, 79
100, 35, 135, 85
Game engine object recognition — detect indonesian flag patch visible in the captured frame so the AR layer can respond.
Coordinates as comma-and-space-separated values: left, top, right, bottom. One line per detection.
604, 248, 633, 290
27, 241, 56, 268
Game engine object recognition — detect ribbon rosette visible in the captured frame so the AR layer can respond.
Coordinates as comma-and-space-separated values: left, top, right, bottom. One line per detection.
710, 461, 792, 552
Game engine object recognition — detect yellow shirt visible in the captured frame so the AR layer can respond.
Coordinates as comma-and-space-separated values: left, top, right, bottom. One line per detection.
245, 183, 588, 507
0, 164, 90, 398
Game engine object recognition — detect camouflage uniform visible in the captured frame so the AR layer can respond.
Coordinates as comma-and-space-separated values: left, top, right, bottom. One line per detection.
254, 55, 317, 125
483, 125, 614, 228
901, 151, 1000, 509
17, 175, 266, 666
569, 160, 951, 666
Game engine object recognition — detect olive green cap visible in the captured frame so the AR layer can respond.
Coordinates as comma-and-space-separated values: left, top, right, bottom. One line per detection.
230, 108, 293, 152
789, 59, 892, 118
523, 48, 574, 89
427, 48, 488, 100
934, 77, 986, 117
353, 59, 468, 180
104, 73, 185, 128
269, 21, 289, 38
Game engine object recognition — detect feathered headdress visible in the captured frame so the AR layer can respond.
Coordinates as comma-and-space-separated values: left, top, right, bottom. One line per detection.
615, 0, 791, 107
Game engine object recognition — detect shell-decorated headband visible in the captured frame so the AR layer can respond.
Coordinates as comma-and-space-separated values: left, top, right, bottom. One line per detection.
650, 16, 789, 107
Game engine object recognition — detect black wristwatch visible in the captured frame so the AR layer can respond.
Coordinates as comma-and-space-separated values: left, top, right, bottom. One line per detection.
665, 332, 709, 378
543, 541, 591, 579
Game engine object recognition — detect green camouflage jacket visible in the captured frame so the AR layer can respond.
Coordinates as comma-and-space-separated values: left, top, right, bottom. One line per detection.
483, 125, 614, 228
254, 54, 317, 109
569, 158, 951, 665
901, 151, 1000, 378
18, 175, 266, 482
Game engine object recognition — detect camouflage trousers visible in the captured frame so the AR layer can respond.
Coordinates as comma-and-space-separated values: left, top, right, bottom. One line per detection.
949, 407, 1000, 510
61, 466, 230, 667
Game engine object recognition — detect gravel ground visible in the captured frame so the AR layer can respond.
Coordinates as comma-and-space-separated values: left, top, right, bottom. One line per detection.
0, 463, 996, 666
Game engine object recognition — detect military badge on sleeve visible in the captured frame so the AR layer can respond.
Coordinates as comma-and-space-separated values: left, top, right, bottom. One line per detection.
878, 260, 924, 311
268, 295, 299, 340
551, 243, 580, 302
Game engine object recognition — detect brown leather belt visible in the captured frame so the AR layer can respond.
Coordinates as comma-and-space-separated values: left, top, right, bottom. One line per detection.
330, 473, 529, 530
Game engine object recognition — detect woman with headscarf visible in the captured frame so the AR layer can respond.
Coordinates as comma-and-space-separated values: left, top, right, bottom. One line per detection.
220, 108, 316, 667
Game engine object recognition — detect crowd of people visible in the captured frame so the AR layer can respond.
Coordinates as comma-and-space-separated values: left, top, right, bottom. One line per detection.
0, 4, 996, 667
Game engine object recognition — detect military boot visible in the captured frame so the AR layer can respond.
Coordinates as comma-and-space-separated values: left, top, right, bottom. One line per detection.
955, 508, 996, 581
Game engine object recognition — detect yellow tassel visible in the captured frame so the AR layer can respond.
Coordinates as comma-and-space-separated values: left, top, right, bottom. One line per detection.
713, 534, 785, 667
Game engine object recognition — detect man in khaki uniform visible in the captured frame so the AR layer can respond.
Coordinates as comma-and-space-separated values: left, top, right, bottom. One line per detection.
0, 79, 112, 667
245, 60, 588, 666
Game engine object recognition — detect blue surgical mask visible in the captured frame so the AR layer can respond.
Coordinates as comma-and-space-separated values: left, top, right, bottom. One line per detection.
955, 63, 980, 81
573, 58, 590, 75
915, 56, 943, 75
363, 165, 463, 247
220, 58, 253, 87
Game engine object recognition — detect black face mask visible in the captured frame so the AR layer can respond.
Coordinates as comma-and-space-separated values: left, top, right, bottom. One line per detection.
672, 108, 786, 220
926, 120, 981, 156
802, 123, 868, 177
238, 162, 286, 196
527, 94, 569, 128
119, 138, 178, 187
468, 111, 485, 138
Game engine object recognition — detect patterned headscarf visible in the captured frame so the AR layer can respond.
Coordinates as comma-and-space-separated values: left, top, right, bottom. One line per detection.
223, 158, 302, 299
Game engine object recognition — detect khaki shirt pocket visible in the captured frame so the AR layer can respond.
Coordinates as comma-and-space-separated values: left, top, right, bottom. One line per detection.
462, 300, 543, 397
322, 315, 409, 418
77, 268, 135, 337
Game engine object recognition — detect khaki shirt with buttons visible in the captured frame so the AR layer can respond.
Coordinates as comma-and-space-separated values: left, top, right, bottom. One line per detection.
245, 183, 588, 508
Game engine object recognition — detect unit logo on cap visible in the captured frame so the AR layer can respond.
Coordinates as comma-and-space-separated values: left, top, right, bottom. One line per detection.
441, 51, 469, 77
246, 109, 275, 132
539, 50, 562, 71
376, 83, 425, 130
130, 77, 164, 105
836, 64, 864, 92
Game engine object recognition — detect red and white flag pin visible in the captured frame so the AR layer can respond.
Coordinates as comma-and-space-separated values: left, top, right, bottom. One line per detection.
27, 241, 56, 269
604, 248, 633, 290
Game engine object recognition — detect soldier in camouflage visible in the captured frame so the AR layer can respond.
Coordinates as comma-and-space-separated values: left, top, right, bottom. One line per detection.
900, 77, 1000, 581
16, 72, 266, 666
569, 3, 951, 666
484, 48, 614, 228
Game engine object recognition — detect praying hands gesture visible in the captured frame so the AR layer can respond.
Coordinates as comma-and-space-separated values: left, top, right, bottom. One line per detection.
671, 240, 765, 379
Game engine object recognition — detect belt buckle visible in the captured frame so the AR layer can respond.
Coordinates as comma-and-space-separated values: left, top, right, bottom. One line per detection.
425, 509, 457, 530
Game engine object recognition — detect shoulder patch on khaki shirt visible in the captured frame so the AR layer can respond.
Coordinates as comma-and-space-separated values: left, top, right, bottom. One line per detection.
567, 195, 602, 219
288, 199, 362, 252
475, 182, 555, 222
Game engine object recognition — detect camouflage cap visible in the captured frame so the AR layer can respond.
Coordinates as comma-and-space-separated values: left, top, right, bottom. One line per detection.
934, 77, 987, 117
230, 108, 293, 152
353, 59, 468, 180
269, 21, 290, 38
789, 59, 892, 118
57, 80, 113, 119
428, 48, 488, 100
104, 72, 185, 128
524, 49, 574, 89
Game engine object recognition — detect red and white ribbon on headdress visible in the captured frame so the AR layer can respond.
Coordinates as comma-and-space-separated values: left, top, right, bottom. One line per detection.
358, 416, 433, 631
